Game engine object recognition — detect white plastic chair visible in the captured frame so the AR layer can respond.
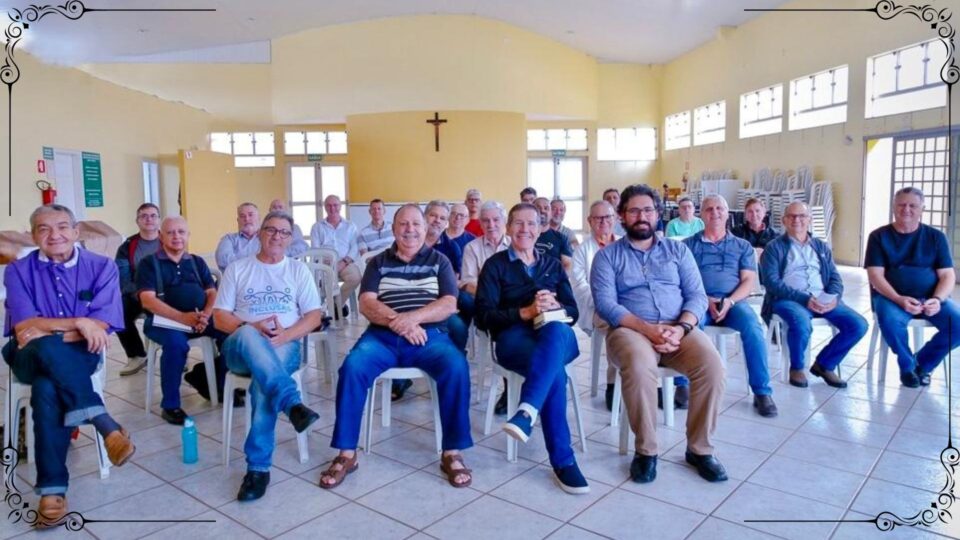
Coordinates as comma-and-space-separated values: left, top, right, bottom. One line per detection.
484, 360, 587, 463
4, 351, 112, 479
221, 369, 309, 466
703, 325, 751, 395
866, 318, 947, 383
468, 325, 493, 404
362, 367, 442, 455
589, 329, 605, 398
144, 335, 219, 413
302, 330, 339, 390
610, 366, 683, 430
766, 314, 838, 382
303, 247, 358, 321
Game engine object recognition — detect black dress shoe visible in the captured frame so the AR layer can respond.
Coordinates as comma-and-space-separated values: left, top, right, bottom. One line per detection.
233, 389, 246, 408
237, 471, 270, 501
900, 371, 920, 388
494, 391, 508, 416
391, 379, 413, 401
630, 454, 657, 483
915, 367, 931, 386
161, 408, 187, 425
657, 388, 664, 410
685, 450, 728, 482
753, 395, 779, 418
674, 386, 689, 410
288, 404, 320, 433
810, 363, 847, 388
605, 383, 615, 412
341, 304, 350, 318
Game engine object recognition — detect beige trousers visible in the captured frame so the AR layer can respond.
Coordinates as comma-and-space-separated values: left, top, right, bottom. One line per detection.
339, 262, 362, 303
606, 327, 725, 456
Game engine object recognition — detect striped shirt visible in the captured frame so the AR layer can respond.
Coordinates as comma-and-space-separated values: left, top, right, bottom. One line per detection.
358, 221, 394, 254
360, 244, 458, 329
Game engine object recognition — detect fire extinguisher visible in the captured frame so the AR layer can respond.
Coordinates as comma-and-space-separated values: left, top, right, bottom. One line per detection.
36, 180, 56, 205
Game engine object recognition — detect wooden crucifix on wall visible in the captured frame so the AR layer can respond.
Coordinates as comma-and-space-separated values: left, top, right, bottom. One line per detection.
426, 112, 448, 152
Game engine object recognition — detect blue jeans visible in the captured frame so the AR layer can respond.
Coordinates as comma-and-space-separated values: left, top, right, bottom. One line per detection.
873, 295, 960, 375
704, 302, 772, 395
3, 336, 106, 495
331, 326, 473, 451
446, 290, 475, 353
144, 322, 226, 410
772, 300, 868, 371
494, 322, 579, 469
222, 326, 303, 473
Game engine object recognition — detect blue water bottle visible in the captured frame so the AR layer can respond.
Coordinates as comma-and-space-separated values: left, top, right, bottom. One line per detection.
182, 417, 198, 464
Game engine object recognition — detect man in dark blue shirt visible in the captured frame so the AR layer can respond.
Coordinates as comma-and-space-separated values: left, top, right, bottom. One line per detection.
533, 197, 572, 271
137, 216, 226, 425
865, 187, 958, 387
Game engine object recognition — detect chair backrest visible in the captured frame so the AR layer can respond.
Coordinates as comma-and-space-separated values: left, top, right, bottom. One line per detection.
303, 260, 338, 313
301, 248, 339, 267
360, 247, 387, 268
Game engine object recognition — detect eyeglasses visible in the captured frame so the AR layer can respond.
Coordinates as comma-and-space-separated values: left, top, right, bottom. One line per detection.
624, 207, 657, 217
590, 215, 615, 223
784, 214, 809, 220
262, 226, 293, 238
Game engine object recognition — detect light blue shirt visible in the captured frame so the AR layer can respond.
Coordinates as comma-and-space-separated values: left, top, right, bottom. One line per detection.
783, 237, 824, 295
215, 232, 260, 271
310, 219, 360, 262
591, 236, 708, 325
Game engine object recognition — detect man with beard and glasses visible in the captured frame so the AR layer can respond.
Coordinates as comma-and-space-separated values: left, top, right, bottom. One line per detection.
591, 184, 727, 485
533, 197, 573, 271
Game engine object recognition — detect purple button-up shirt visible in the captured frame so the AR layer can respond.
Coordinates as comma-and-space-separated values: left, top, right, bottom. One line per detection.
3, 247, 124, 336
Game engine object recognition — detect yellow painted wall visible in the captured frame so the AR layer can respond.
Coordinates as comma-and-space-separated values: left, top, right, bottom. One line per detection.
0, 52, 213, 235
347, 111, 526, 204
271, 15, 598, 123
179, 150, 238, 253
659, 0, 957, 263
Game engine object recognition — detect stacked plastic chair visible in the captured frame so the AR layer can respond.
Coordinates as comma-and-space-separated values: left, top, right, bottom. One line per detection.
809, 181, 835, 243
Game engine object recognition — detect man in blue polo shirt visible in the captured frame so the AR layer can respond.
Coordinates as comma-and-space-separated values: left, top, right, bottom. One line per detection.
137, 216, 226, 425
319, 204, 473, 491
865, 186, 959, 387
684, 195, 777, 417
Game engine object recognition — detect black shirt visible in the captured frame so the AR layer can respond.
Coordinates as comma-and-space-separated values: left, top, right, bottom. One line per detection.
733, 223, 778, 248
136, 251, 215, 314
864, 223, 953, 299
535, 229, 573, 261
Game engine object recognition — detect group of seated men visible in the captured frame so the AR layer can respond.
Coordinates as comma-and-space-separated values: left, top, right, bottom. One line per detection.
4, 181, 957, 525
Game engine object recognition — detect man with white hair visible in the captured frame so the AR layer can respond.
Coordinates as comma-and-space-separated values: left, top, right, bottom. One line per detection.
572, 200, 618, 410
464, 188, 484, 237
684, 195, 777, 417
215, 202, 261, 271
268, 199, 308, 257
310, 195, 361, 317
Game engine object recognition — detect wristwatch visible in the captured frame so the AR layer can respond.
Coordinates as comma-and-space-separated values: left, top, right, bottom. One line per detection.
677, 321, 693, 337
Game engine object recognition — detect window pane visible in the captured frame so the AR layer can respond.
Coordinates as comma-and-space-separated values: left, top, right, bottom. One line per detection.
527, 129, 546, 151
328, 131, 348, 154
290, 165, 316, 202
291, 204, 318, 236
557, 159, 583, 198
210, 132, 231, 154
232, 132, 254, 155
527, 159, 554, 199
320, 165, 346, 202
546, 129, 566, 150
253, 132, 274, 155
567, 129, 588, 150
234, 155, 274, 168
284, 131, 305, 155
898, 46, 925, 90
564, 199, 583, 231
306, 132, 326, 154
834, 66, 849, 103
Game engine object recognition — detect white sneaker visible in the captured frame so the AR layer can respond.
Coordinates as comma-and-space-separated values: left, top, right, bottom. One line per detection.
119, 356, 147, 376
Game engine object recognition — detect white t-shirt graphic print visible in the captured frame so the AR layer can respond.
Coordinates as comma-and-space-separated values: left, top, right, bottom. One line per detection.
214, 255, 322, 328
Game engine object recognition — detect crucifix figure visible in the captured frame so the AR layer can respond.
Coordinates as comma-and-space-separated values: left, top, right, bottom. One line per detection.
426, 112, 448, 152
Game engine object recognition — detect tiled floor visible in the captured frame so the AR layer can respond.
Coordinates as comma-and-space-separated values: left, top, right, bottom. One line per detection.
1, 267, 958, 539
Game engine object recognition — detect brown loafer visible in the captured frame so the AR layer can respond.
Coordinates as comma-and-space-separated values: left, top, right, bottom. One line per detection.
104, 428, 136, 466
810, 363, 847, 388
788, 369, 808, 388
35, 495, 67, 528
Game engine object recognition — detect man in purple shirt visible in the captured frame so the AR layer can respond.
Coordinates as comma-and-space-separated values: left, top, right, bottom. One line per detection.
2, 204, 135, 527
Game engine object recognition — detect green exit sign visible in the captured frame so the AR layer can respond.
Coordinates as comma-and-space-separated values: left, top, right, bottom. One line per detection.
307, 154, 324, 162
551, 150, 567, 157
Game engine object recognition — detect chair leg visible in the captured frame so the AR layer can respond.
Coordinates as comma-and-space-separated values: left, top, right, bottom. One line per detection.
429, 379, 442, 454
505, 376, 519, 463
3, 371, 14, 450
610, 373, 622, 428
145, 341, 158, 414
618, 382, 629, 456
363, 386, 375, 454
878, 339, 889, 384
567, 374, 587, 454
222, 377, 235, 467
590, 331, 601, 398
202, 340, 219, 406
866, 324, 879, 371
662, 377, 675, 428
94, 429, 110, 479
483, 374, 498, 436
381, 378, 392, 427
293, 372, 309, 464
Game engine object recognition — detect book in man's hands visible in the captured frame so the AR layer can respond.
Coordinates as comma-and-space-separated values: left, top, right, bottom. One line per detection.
151, 314, 193, 333
534, 308, 573, 330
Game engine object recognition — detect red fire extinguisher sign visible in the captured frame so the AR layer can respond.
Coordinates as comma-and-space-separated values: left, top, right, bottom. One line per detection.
37, 160, 45, 173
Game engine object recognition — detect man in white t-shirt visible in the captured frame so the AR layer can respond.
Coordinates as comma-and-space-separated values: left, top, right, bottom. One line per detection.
214, 211, 324, 502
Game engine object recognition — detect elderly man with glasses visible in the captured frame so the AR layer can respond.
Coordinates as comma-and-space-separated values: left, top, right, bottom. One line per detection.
760, 202, 868, 389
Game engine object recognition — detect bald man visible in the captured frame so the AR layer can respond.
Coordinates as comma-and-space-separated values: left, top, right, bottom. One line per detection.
310, 195, 361, 317
138, 216, 227, 425
760, 202, 867, 389
269, 199, 309, 257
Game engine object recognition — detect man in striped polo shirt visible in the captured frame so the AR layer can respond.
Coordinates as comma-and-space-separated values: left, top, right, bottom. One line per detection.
320, 204, 474, 490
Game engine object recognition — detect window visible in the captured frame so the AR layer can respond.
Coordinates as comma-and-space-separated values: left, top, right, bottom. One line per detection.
209, 132, 275, 168
664, 111, 691, 150
526, 129, 588, 151
693, 101, 726, 146
789, 65, 849, 130
141, 160, 159, 206
865, 39, 948, 118
288, 163, 348, 233
284, 130, 348, 155
527, 157, 585, 230
891, 135, 951, 231
739, 84, 783, 139
597, 128, 656, 161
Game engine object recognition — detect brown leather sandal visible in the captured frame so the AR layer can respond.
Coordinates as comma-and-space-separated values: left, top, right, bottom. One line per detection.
439, 453, 473, 488
318, 454, 359, 490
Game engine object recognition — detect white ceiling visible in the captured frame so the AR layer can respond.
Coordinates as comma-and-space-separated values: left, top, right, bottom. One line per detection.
10, 0, 790, 65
